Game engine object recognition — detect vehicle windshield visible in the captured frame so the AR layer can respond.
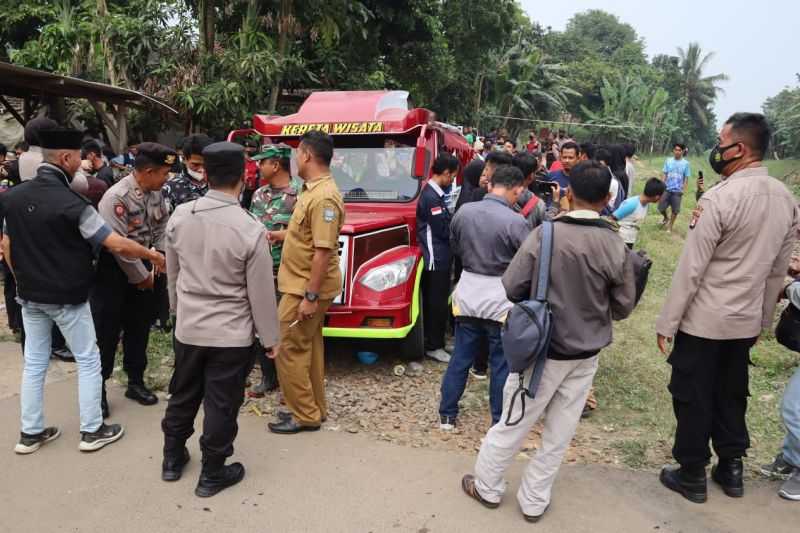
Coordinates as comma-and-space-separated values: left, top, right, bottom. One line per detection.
328, 146, 418, 202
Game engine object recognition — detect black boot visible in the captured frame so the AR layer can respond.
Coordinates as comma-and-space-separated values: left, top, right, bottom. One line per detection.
195, 460, 245, 498
101, 384, 109, 419
162, 446, 191, 482
712, 458, 744, 498
660, 464, 707, 503
125, 382, 158, 406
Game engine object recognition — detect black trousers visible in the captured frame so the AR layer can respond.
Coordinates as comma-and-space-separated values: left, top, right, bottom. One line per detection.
90, 252, 155, 384
668, 331, 756, 468
422, 269, 450, 351
153, 273, 170, 328
2, 260, 21, 332
161, 339, 255, 467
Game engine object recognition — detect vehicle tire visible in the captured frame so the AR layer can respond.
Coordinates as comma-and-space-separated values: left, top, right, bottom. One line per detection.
401, 294, 424, 360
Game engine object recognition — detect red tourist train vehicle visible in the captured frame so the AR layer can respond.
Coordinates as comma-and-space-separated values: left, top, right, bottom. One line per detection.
229, 90, 472, 356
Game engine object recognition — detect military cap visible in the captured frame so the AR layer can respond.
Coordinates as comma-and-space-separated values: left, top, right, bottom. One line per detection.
252, 143, 292, 161
203, 141, 245, 177
135, 142, 178, 167
38, 128, 84, 150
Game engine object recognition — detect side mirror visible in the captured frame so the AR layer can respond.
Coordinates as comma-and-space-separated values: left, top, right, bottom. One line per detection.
413, 145, 430, 179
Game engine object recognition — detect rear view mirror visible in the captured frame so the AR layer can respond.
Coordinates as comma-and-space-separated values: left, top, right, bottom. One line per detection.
413, 145, 430, 179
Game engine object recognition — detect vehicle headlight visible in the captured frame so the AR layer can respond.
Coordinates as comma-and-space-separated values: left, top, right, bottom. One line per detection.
358, 256, 416, 292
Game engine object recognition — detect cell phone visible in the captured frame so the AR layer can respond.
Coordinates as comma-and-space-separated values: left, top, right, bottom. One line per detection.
533, 181, 558, 195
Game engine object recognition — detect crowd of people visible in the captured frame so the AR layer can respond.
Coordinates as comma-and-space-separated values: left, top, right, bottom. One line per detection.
1, 110, 799, 516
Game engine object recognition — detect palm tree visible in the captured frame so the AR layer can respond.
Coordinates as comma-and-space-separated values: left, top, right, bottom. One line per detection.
677, 43, 728, 130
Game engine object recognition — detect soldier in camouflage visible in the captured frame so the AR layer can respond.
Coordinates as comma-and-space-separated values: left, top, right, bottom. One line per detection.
161, 134, 213, 214
248, 143, 300, 396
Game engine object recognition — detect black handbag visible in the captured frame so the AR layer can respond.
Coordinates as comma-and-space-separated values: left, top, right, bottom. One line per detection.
775, 302, 800, 352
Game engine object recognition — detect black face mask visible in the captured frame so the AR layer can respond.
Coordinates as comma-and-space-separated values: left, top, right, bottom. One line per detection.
708, 142, 742, 175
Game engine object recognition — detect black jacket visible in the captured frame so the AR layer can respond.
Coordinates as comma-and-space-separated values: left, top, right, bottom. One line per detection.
416, 180, 451, 271
0, 164, 97, 304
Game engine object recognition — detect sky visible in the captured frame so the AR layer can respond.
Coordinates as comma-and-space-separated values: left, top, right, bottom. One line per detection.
520, 0, 800, 127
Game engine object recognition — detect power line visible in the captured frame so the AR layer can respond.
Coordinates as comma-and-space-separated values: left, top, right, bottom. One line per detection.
484, 114, 647, 130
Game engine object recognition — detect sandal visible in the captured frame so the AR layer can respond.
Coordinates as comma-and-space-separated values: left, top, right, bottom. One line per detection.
461, 474, 500, 509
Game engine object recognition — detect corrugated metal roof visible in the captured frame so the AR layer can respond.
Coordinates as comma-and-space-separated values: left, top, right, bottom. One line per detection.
0, 62, 177, 114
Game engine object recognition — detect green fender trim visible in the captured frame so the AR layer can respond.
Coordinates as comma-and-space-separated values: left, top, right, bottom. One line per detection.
323, 260, 423, 339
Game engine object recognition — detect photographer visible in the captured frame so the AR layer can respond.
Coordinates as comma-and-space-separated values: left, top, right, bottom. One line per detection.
511, 152, 546, 229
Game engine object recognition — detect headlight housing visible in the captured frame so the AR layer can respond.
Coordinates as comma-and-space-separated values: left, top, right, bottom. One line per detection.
358, 256, 416, 292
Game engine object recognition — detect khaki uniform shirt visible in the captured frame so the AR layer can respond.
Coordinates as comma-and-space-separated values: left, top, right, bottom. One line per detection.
98, 173, 168, 284
166, 190, 279, 348
278, 175, 344, 299
657, 166, 800, 340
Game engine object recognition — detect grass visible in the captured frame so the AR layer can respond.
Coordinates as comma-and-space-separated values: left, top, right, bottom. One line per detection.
587, 155, 800, 472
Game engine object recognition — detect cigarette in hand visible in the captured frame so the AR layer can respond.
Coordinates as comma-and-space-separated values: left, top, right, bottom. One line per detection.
289, 320, 299, 328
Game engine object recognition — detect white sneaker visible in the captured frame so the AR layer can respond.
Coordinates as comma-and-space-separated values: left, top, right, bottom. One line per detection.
439, 415, 457, 431
426, 349, 451, 363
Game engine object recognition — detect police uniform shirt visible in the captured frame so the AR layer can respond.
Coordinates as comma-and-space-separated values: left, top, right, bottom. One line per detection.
657, 166, 800, 340
98, 173, 168, 283
166, 189, 279, 349
277, 175, 344, 300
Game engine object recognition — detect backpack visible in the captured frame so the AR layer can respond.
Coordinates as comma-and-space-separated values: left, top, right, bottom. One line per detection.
501, 220, 554, 426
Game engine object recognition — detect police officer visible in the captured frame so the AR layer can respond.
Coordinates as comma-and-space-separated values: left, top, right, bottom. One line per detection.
0, 127, 165, 454
162, 134, 213, 214
161, 142, 278, 497
248, 143, 300, 396
656, 113, 800, 503
268, 130, 344, 435
91, 143, 175, 418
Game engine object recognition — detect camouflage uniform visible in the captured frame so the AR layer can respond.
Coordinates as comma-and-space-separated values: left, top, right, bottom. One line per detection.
162, 171, 208, 214
249, 179, 301, 273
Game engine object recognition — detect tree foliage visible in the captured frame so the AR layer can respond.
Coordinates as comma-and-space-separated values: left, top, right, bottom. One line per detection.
1, 2, 735, 154
764, 75, 800, 159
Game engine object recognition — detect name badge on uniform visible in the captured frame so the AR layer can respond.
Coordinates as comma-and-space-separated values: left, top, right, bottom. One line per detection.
323, 207, 336, 222
431, 206, 443, 216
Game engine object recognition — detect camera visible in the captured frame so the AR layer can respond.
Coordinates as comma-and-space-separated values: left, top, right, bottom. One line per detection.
532, 180, 558, 198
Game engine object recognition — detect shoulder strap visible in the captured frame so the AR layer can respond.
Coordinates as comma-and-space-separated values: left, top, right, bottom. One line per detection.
534, 220, 554, 302
520, 194, 540, 218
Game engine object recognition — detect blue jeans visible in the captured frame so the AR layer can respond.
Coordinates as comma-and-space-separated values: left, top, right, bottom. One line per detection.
439, 319, 509, 425
20, 301, 103, 434
782, 365, 800, 467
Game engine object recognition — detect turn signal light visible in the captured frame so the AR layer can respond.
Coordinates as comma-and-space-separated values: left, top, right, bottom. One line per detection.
363, 317, 394, 328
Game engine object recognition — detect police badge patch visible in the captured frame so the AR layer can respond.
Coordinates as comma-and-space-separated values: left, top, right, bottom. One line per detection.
323, 207, 335, 222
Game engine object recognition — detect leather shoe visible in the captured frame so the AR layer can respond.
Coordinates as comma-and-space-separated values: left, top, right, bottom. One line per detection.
125, 383, 158, 406
276, 410, 326, 424
162, 447, 190, 482
195, 462, 245, 498
712, 458, 744, 498
268, 418, 321, 435
660, 464, 707, 503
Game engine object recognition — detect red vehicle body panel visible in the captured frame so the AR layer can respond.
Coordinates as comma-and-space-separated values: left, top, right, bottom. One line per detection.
229, 91, 472, 341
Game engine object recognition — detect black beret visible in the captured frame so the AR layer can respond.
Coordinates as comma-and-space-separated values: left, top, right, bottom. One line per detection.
38, 128, 84, 150
203, 141, 244, 177
24, 116, 59, 145
135, 142, 177, 167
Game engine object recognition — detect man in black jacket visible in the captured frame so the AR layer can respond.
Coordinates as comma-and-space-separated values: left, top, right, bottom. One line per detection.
416, 153, 459, 363
0, 128, 165, 455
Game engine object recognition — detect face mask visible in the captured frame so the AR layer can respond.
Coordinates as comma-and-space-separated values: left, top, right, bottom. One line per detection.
708, 142, 742, 175
187, 168, 204, 181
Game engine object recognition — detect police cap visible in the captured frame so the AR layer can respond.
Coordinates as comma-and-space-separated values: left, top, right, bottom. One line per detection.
135, 142, 177, 168
203, 142, 245, 178
38, 128, 84, 150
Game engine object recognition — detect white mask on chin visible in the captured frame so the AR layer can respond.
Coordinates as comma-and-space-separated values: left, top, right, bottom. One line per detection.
187, 168, 204, 181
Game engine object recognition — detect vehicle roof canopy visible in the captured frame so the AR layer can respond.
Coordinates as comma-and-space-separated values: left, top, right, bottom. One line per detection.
253, 90, 431, 137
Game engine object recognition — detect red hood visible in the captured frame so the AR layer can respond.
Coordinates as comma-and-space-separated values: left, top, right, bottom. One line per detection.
341, 210, 407, 234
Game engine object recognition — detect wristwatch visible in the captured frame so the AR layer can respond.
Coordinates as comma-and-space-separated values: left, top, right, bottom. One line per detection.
304, 291, 319, 302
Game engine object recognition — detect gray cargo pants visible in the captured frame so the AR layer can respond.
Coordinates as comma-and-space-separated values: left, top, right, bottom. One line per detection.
473, 356, 599, 516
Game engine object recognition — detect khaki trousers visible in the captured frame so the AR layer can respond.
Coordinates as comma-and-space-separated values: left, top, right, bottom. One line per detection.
474, 356, 599, 516
275, 294, 332, 426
